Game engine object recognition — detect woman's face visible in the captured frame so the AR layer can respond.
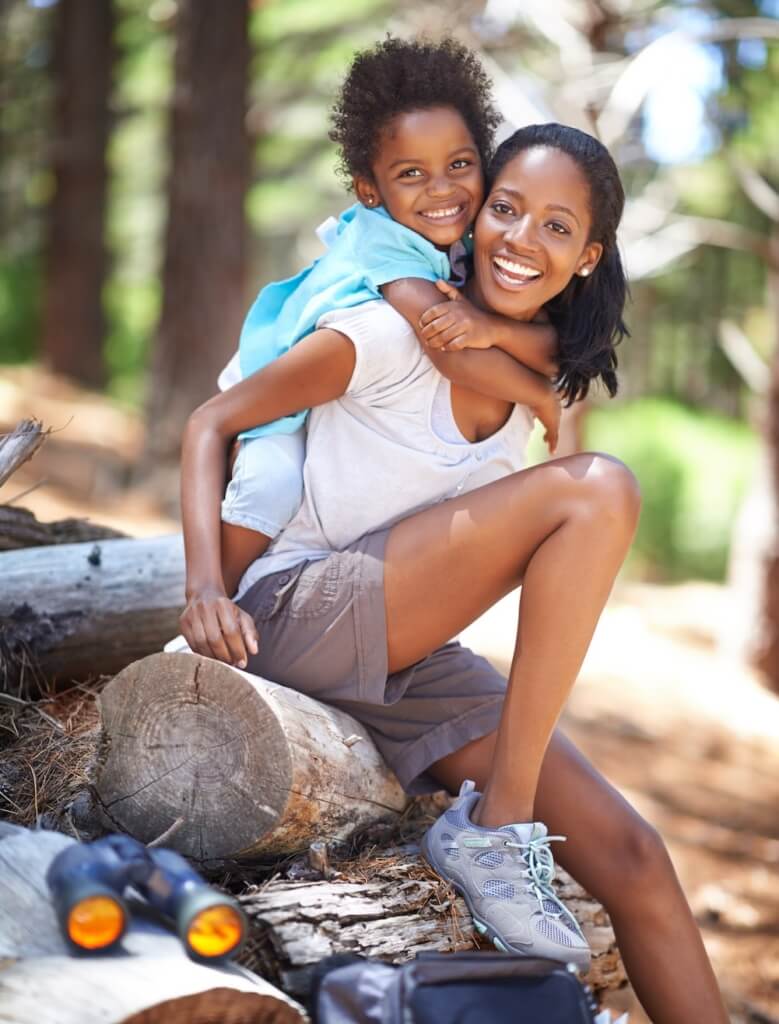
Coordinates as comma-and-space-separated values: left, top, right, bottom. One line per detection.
471, 146, 603, 321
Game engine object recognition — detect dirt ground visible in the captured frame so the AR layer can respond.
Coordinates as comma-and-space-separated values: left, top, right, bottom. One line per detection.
3, 368, 778, 1022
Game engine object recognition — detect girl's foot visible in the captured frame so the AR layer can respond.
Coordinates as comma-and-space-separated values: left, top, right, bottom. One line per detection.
421, 780, 590, 969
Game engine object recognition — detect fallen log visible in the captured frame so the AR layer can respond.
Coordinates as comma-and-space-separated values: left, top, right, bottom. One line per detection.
92, 652, 409, 861
239, 845, 626, 999
0, 533, 184, 692
0, 504, 126, 551
0, 823, 307, 1024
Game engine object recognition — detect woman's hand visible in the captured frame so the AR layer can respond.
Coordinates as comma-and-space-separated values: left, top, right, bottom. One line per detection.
418, 280, 497, 352
180, 585, 259, 668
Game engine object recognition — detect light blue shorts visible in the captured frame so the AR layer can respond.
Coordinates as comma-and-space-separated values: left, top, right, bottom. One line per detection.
221, 427, 306, 539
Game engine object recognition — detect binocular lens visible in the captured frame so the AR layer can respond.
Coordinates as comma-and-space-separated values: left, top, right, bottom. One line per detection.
68, 895, 126, 950
186, 904, 245, 958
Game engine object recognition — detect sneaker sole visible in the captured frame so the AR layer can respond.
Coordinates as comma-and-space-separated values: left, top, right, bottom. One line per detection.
421, 831, 590, 969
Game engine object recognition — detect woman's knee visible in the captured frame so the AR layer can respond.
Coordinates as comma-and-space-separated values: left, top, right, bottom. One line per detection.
572, 452, 641, 536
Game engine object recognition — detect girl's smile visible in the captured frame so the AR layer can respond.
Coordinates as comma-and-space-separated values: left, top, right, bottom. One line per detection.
355, 106, 484, 249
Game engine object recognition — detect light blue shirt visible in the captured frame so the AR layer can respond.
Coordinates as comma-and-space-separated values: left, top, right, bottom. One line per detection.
237, 203, 454, 440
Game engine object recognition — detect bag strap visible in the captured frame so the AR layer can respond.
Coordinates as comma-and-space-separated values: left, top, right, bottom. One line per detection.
408, 952, 565, 985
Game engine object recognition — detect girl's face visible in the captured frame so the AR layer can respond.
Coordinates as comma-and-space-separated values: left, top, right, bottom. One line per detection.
355, 106, 484, 250
470, 147, 603, 321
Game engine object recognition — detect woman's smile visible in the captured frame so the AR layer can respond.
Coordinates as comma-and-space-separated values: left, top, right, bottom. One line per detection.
491, 254, 543, 287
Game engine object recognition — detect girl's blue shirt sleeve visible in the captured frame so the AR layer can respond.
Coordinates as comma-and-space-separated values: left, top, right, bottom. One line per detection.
237, 204, 451, 439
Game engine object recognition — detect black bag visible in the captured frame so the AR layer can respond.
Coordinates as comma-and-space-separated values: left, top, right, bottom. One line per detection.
312, 951, 601, 1024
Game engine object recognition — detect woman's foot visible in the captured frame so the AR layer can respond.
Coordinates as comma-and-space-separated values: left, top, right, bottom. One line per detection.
421, 780, 590, 969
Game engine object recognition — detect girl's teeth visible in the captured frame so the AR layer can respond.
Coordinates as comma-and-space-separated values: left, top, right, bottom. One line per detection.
422, 205, 462, 219
494, 256, 541, 279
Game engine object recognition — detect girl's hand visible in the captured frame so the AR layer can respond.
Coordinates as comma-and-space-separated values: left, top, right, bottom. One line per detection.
418, 280, 497, 352
530, 385, 562, 455
180, 585, 259, 668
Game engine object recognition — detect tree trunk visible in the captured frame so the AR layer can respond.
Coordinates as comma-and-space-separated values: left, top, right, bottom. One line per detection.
0, 535, 184, 693
142, 0, 250, 475
40, 0, 113, 388
0, 823, 307, 1024
92, 653, 409, 862
756, 259, 779, 694
239, 847, 625, 999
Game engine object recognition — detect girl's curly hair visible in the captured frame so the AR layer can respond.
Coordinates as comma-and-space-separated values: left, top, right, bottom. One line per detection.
329, 36, 501, 186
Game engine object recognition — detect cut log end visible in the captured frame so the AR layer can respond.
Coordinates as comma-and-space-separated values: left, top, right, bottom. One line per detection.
95, 653, 292, 861
118, 987, 305, 1024
92, 652, 408, 862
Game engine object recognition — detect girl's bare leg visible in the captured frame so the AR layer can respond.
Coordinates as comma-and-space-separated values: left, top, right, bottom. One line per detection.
220, 521, 271, 597
384, 452, 640, 825
428, 730, 729, 1024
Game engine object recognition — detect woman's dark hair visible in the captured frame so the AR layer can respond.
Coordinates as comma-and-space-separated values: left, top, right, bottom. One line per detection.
489, 124, 629, 403
330, 37, 501, 186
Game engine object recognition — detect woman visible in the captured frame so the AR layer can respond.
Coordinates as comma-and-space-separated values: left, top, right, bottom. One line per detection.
180, 124, 728, 1022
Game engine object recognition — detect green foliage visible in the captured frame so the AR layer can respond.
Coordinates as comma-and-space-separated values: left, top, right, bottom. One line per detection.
585, 398, 759, 581
0, 256, 40, 363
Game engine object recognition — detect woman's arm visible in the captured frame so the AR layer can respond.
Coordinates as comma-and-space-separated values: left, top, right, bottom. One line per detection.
381, 278, 560, 450
180, 327, 355, 665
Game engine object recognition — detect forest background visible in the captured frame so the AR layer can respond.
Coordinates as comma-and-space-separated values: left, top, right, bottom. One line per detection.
2, 2, 779, 1019
3, 0, 778, 594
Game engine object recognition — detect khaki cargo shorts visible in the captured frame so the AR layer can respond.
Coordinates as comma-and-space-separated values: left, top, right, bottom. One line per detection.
238, 529, 506, 794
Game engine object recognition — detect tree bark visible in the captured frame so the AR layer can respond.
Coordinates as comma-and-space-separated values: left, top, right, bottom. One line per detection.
0, 419, 46, 490
0, 534, 184, 693
142, 0, 250, 474
0, 505, 126, 551
41, 0, 113, 388
239, 848, 625, 999
92, 653, 409, 862
0, 823, 306, 1024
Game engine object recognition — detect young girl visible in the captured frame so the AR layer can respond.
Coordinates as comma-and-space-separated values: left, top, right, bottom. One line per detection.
213, 37, 561, 602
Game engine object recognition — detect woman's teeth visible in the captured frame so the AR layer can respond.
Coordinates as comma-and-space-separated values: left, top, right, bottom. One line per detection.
420, 204, 464, 220
493, 255, 541, 282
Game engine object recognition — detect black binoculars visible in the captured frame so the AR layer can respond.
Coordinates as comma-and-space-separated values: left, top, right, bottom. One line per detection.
46, 833, 246, 961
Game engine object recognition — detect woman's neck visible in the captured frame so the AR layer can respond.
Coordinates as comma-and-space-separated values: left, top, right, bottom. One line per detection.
464, 277, 542, 323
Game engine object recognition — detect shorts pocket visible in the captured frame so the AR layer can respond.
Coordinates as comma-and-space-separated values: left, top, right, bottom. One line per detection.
287, 556, 343, 618
244, 564, 306, 621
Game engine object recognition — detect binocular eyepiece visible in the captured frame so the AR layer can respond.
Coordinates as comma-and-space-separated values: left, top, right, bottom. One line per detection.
46, 834, 246, 961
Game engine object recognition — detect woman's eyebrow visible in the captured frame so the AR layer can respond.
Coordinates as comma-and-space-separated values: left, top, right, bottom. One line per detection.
494, 187, 581, 227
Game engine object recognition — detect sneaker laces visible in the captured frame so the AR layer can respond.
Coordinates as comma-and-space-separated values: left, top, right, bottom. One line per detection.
504, 833, 567, 914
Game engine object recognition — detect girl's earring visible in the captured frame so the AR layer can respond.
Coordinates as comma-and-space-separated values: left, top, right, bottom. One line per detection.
578, 267, 591, 277
367, 197, 375, 206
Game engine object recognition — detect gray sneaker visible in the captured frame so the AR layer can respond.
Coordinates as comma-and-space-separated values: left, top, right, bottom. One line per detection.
421, 780, 590, 970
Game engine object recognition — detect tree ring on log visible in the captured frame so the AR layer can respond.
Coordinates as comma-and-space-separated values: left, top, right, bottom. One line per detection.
95, 653, 291, 861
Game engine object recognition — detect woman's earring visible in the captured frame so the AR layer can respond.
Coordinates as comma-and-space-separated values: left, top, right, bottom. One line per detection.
578, 267, 591, 277
367, 197, 375, 206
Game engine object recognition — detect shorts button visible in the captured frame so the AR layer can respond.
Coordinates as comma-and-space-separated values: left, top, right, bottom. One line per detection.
278, 574, 290, 584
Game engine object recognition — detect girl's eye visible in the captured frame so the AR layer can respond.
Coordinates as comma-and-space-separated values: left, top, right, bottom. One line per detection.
450, 159, 471, 170
548, 221, 570, 235
491, 201, 513, 215
399, 168, 423, 178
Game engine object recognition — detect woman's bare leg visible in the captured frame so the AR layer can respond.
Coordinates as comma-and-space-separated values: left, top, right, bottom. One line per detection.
427, 730, 729, 1024
384, 452, 640, 825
